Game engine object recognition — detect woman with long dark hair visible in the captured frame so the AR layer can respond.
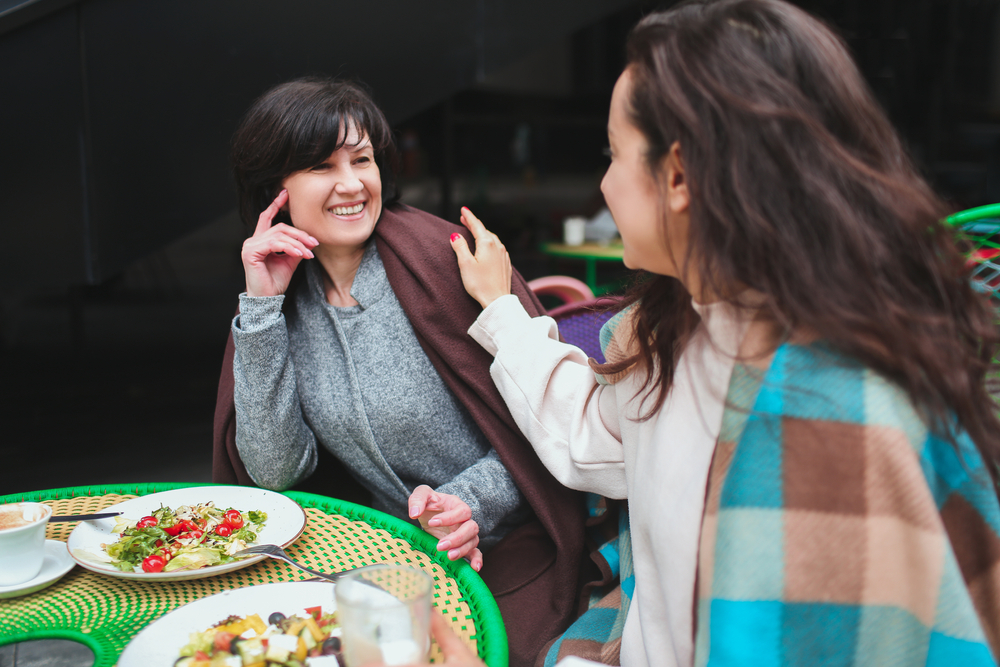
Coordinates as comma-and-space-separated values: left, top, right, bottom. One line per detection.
438, 0, 1000, 664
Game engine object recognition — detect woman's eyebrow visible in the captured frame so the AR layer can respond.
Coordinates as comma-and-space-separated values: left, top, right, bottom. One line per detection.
347, 139, 373, 152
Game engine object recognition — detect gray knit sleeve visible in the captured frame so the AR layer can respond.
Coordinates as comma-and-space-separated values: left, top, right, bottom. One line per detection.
435, 448, 524, 539
232, 293, 318, 490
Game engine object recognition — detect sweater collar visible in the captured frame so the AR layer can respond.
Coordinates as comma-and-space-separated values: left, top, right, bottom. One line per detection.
306, 241, 388, 311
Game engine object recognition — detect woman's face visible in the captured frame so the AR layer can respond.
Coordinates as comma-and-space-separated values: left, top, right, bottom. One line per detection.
281, 123, 382, 254
601, 69, 690, 280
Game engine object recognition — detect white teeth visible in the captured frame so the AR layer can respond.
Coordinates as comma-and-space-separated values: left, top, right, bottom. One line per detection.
331, 203, 364, 215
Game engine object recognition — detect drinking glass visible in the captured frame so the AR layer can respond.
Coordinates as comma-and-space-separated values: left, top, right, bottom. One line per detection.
335, 564, 433, 666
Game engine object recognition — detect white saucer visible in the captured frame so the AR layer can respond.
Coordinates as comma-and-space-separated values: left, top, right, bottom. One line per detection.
0, 540, 75, 599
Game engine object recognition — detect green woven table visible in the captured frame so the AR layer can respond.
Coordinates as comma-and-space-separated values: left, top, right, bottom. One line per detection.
0, 483, 507, 667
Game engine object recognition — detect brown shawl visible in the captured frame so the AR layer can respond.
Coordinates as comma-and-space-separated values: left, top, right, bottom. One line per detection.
212, 204, 590, 667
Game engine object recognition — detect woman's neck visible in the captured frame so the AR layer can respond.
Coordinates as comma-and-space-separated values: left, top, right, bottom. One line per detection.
314, 243, 367, 307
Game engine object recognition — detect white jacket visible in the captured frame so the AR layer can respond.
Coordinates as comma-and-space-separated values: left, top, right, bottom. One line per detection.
469, 295, 752, 667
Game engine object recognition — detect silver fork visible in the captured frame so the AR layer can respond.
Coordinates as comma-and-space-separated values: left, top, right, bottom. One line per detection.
234, 544, 376, 583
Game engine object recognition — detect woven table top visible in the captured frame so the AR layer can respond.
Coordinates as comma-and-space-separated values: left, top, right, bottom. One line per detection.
0, 483, 507, 667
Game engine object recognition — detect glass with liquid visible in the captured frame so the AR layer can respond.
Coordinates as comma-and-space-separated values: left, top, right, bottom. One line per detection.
335, 564, 432, 666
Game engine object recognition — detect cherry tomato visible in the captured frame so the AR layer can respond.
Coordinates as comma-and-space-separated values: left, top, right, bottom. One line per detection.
175, 520, 198, 534
162, 523, 182, 536
155, 539, 164, 547
224, 509, 244, 529
215, 524, 232, 537
304, 605, 322, 621
141, 554, 166, 573
187, 529, 204, 541
136, 516, 158, 530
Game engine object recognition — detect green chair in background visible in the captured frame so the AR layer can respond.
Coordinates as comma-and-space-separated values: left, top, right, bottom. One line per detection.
945, 203, 1000, 391
945, 203, 1000, 305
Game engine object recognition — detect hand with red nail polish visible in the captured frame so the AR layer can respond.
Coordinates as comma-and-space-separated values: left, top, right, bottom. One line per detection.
451, 207, 512, 309
408, 485, 483, 571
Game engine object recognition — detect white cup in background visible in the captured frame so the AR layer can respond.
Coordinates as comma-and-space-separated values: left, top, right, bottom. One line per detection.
0, 502, 52, 586
563, 216, 587, 246
335, 565, 433, 666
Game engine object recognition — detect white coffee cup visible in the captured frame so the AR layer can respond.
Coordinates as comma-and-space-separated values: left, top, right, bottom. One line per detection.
0, 502, 52, 586
563, 217, 587, 246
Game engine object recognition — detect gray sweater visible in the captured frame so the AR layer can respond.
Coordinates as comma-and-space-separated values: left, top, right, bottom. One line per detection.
231, 243, 525, 544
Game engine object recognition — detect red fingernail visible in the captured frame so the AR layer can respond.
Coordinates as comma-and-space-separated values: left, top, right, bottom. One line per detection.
450, 233, 461, 242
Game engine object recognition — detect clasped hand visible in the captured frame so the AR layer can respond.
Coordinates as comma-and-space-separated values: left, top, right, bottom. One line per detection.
241, 189, 320, 297
408, 485, 483, 572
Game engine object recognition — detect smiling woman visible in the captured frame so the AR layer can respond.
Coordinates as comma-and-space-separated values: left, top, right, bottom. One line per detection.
277, 127, 383, 306
213, 77, 593, 667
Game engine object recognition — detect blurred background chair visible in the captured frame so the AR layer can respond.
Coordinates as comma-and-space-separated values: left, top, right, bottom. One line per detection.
546, 297, 622, 363
529, 275, 620, 362
946, 203, 1000, 307
945, 203, 1000, 393
527, 275, 595, 306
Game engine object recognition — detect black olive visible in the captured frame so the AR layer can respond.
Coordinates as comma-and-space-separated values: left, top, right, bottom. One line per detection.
229, 636, 243, 654
268, 612, 287, 626
321, 637, 342, 655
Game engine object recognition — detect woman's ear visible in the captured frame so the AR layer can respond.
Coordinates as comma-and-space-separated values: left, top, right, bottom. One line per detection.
665, 142, 689, 215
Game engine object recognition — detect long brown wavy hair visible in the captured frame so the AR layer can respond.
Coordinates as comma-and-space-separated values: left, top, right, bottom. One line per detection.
606, 0, 1000, 471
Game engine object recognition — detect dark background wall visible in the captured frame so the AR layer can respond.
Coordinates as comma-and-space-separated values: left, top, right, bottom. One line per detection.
2, 0, 999, 495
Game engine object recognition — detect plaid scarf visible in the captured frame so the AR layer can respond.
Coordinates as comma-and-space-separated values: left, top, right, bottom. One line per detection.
545, 309, 1000, 666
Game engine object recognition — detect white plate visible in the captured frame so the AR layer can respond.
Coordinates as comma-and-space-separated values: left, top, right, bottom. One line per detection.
118, 581, 337, 667
0, 540, 75, 599
67, 486, 306, 582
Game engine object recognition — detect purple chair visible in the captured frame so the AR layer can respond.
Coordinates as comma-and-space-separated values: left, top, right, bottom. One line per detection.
547, 297, 622, 363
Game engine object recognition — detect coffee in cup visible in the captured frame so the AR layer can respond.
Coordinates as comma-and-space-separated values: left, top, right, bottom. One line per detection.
0, 504, 44, 531
0, 502, 52, 586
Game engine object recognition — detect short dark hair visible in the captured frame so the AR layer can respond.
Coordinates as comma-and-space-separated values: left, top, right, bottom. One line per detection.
231, 77, 399, 230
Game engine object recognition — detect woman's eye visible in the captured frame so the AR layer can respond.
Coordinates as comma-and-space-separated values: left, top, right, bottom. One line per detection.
355, 156, 371, 165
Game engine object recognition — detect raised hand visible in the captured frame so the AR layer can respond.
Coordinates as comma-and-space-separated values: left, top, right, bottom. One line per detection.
408, 485, 483, 572
449, 207, 512, 309
241, 189, 320, 297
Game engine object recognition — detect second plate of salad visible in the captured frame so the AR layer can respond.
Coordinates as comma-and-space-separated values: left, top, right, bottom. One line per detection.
117, 581, 340, 667
66, 486, 307, 581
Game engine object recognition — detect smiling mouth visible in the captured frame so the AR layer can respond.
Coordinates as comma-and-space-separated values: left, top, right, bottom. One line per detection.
330, 203, 365, 216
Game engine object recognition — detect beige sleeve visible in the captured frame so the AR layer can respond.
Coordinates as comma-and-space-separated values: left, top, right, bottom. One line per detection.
468, 295, 628, 499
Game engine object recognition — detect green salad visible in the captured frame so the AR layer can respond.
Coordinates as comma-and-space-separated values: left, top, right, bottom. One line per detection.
102, 502, 267, 573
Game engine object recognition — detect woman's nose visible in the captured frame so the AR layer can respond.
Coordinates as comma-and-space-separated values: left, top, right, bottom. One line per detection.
335, 172, 364, 194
